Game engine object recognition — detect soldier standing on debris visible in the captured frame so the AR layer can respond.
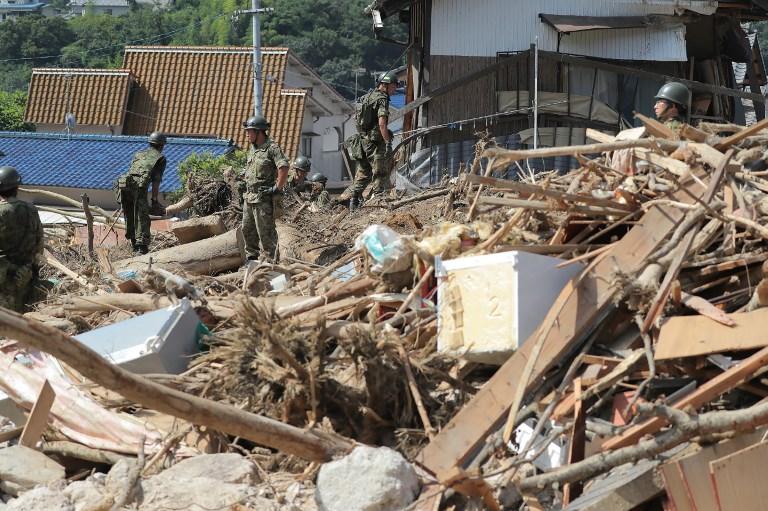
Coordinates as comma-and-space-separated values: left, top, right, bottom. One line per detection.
116, 132, 167, 255
287, 155, 312, 193
0, 167, 44, 312
344, 71, 398, 210
240, 115, 289, 262
307, 172, 331, 208
654, 82, 690, 132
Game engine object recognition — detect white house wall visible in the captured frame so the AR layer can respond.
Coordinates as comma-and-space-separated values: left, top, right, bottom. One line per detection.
429, 0, 714, 60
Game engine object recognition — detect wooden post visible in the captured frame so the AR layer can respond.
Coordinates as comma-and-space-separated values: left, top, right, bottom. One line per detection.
80, 193, 95, 258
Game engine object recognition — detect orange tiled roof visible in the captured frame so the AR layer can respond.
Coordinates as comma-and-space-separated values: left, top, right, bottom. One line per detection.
25, 68, 132, 127
121, 46, 306, 158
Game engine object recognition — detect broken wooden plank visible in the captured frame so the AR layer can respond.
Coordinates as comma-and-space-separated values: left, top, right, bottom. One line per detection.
656, 308, 768, 360
0, 427, 23, 443
680, 292, 736, 327
563, 378, 586, 506
714, 116, 768, 150
416, 169, 708, 480
19, 380, 56, 448
660, 430, 766, 511
603, 346, 768, 451
709, 440, 768, 511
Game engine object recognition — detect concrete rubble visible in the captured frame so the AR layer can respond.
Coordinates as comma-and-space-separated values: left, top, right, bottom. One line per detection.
5, 121, 768, 509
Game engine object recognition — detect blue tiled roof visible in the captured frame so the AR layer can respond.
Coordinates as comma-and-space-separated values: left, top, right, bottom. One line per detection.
390, 92, 406, 109
0, 132, 233, 193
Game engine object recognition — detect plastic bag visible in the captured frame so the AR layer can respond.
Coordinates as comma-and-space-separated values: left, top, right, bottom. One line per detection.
354, 224, 413, 274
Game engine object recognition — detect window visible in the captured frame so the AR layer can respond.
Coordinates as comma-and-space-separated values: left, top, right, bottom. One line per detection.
301, 137, 312, 158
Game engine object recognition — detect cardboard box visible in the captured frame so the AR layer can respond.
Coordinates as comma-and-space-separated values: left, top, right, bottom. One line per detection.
437, 251, 583, 364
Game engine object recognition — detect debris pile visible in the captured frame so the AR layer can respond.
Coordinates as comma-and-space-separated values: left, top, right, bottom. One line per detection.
3, 116, 768, 510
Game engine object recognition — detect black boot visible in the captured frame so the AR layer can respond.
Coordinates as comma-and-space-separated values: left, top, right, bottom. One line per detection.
135, 244, 149, 255
349, 196, 360, 211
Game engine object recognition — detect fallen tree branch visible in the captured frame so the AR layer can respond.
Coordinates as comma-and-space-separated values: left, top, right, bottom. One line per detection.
0, 307, 355, 462
518, 400, 768, 491
42, 441, 130, 465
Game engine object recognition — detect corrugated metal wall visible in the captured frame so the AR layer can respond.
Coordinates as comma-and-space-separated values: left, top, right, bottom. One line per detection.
430, 0, 696, 60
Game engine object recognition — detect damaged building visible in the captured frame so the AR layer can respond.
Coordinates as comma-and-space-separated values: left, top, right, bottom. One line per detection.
368, 0, 768, 182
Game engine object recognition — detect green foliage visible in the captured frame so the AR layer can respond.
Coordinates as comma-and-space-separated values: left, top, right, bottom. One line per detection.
0, 0, 407, 102
170, 149, 246, 200
0, 91, 35, 131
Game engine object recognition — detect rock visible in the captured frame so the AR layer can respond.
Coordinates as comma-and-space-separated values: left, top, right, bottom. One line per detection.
154, 453, 258, 485
5, 486, 73, 511
139, 477, 262, 511
0, 446, 65, 496
315, 445, 420, 511
104, 458, 134, 496
63, 480, 105, 511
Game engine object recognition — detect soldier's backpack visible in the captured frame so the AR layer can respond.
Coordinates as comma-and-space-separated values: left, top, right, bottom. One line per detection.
113, 174, 135, 204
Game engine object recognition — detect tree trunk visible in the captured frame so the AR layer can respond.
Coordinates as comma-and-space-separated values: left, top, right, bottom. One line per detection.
0, 308, 355, 462
112, 229, 245, 275
277, 222, 346, 266
171, 215, 226, 244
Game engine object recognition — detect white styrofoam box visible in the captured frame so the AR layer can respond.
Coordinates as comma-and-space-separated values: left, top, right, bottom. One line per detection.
437, 251, 583, 365
0, 390, 25, 426
512, 419, 566, 471
74, 299, 201, 374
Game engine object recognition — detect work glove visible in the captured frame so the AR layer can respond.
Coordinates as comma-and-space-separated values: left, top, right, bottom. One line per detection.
269, 184, 283, 195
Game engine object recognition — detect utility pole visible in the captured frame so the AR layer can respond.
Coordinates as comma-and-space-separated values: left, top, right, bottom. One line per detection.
237, 2, 273, 116
353, 67, 366, 102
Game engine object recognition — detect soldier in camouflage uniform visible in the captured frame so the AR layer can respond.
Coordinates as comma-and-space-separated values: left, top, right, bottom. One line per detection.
307, 172, 331, 209
344, 71, 398, 210
116, 132, 167, 254
240, 115, 289, 262
286, 155, 312, 194
0, 167, 44, 312
654, 82, 690, 133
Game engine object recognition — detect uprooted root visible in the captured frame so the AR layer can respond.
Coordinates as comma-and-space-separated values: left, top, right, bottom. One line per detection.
185, 296, 470, 457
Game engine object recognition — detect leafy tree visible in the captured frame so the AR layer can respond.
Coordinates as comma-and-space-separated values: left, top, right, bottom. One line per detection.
0, 91, 35, 131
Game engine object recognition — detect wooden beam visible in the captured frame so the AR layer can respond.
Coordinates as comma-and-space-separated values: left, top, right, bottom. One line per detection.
466, 174, 634, 211
715, 117, 768, 151
635, 112, 679, 140
563, 378, 586, 506
603, 346, 768, 451
478, 196, 628, 216
416, 169, 707, 479
19, 380, 56, 448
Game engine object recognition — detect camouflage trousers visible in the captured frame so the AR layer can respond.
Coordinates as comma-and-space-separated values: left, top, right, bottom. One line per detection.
349, 136, 391, 197
121, 192, 151, 246
0, 264, 37, 312
242, 197, 280, 261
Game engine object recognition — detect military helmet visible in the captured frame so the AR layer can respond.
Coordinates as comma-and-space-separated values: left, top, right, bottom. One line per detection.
292, 155, 311, 172
0, 166, 21, 192
243, 115, 270, 131
655, 82, 691, 109
148, 131, 167, 146
308, 172, 327, 184
378, 71, 397, 85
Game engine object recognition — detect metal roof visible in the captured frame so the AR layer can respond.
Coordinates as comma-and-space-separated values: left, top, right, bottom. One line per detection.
0, 132, 233, 193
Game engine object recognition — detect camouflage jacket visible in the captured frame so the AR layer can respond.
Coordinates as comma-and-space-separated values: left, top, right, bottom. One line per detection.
0, 197, 43, 270
356, 90, 389, 139
310, 189, 331, 208
287, 170, 311, 194
664, 117, 684, 134
126, 147, 166, 191
243, 138, 289, 202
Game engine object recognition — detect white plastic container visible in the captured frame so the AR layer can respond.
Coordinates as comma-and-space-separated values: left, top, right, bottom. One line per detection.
436, 251, 583, 365
74, 299, 201, 374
